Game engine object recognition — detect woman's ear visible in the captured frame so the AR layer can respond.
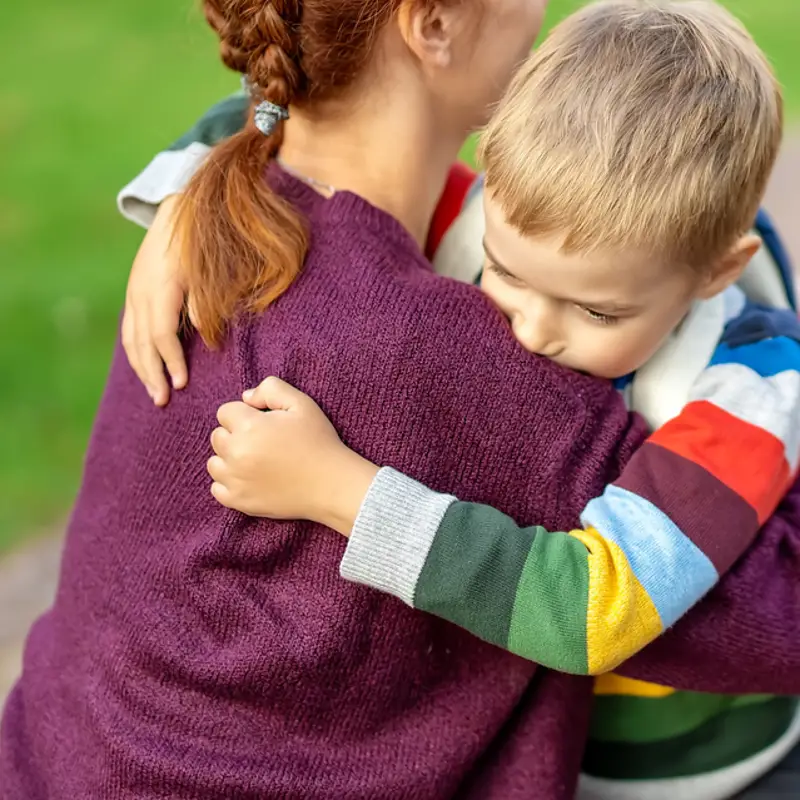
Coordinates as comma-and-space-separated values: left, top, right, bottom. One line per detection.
397, 0, 464, 69
696, 234, 762, 299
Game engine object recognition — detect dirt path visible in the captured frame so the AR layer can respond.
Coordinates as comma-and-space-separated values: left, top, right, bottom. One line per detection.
0, 532, 62, 700
764, 142, 800, 267
0, 139, 798, 707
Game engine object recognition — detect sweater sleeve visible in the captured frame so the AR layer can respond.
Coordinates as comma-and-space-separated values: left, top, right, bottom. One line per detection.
117, 92, 249, 228
340, 306, 800, 675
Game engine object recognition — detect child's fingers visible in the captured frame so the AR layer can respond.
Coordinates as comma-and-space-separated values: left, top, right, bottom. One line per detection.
207, 455, 229, 484
138, 335, 170, 407
148, 288, 187, 394
121, 307, 144, 394
217, 401, 261, 432
210, 427, 231, 457
153, 320, 188, 391
210, 481, 234, 509
123, 304, 168, 406
242, 377, 307, 411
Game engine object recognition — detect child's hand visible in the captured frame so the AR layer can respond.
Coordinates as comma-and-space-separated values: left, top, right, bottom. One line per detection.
208, 378, 379, 535
122, 195, 190, 407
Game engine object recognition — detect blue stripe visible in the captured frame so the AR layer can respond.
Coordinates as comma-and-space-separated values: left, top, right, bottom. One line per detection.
710, 336, 800, 378
756, 208, 796, 312
613, 372, 635, 391
581, 485, 718, 627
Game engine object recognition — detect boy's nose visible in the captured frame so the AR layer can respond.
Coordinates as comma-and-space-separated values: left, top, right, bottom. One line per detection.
512, 311, 562, 358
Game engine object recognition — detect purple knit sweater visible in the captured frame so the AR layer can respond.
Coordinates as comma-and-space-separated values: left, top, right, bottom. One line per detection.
3, 170, 800, 800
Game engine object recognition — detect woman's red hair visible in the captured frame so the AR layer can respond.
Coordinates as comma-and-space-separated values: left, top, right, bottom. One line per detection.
176, 0, 409, 346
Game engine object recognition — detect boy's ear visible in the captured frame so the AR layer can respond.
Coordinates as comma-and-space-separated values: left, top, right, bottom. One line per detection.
695, 234, 762, 299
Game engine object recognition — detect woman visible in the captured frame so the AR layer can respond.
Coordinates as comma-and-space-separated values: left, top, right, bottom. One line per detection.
3, 1, 800, 798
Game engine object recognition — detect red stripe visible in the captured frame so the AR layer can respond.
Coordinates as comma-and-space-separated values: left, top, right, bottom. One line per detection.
425, 161, 477, 260
648, 400, 790, 523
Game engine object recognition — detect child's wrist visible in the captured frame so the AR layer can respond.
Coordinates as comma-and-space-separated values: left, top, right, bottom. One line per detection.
313, 449, 379, 537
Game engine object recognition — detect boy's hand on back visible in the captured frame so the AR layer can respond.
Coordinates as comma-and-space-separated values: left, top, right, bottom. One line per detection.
122, 195, 190, 406
208, 378, 379, 535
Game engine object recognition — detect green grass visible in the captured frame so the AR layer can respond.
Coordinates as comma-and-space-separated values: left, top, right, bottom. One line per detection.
1, 1, 799, 552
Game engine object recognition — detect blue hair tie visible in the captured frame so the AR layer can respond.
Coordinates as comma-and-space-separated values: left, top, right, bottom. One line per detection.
254, 100, 290, 136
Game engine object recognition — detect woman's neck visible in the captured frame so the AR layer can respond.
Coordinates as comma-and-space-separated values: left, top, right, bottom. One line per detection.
280, 95, 466, 248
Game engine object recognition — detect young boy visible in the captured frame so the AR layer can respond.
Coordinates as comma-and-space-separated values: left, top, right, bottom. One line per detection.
119, 2, 800, 797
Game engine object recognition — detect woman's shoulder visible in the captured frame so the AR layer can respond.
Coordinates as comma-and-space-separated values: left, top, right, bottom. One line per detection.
304, 195, 628, 426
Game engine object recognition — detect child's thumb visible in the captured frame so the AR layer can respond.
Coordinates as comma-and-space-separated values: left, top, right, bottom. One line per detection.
242, 377, 303, 411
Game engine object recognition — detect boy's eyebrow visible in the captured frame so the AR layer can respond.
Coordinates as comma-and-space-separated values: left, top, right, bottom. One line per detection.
482, 237, 639, 314
482, 239, 521, 279
581, 300, 638, 314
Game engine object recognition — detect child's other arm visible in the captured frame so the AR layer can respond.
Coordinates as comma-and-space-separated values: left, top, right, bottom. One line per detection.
120, 93, 249, 405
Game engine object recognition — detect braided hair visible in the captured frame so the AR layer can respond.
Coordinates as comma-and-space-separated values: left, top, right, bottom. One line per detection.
176, 0, 414, 346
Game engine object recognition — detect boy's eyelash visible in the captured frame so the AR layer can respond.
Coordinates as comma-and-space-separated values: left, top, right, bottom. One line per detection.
486, 262, 520, 283
579, 306, 618, 325
485, 263, 619, 325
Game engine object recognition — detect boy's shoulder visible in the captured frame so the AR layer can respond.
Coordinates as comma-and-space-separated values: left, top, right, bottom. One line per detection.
167, 92, 249, 152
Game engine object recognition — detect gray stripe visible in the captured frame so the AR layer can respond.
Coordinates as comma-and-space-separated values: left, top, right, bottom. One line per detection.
339, 468, 457, 606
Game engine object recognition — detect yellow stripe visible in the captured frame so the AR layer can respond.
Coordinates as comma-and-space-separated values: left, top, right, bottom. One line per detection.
570, 527, 663, 674
594, 673, 676, 698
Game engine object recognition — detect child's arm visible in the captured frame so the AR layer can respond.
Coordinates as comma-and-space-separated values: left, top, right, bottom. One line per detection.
120, 93, 249, 406
209, 306, 800, 676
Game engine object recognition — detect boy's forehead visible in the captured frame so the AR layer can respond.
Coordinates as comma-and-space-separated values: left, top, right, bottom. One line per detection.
483, 196, 690, 302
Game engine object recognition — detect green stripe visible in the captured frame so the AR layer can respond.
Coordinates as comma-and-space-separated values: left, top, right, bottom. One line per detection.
583, 697, 798, 780
508, 529, 589, 673
590, 690, 779, 744
414, 503, 540, 650
168, 93, 249, 152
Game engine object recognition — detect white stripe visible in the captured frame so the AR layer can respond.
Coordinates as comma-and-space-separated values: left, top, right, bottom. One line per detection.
340, 468, 457, 606
722, 285, 747, 324
116, 142, 212, 229
689, 363, 800, 471
630, 294, 725, 429
432, 191, 485, 283
739, 242, 793, 310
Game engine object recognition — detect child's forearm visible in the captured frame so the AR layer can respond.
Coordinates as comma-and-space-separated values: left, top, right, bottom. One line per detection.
338, 309, 800, 675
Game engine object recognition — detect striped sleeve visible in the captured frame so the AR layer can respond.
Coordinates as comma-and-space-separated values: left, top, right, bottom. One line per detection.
340, 304, 800, 674
117, 92, 249, 228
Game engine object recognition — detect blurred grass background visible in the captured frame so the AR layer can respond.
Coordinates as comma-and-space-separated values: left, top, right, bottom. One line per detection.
1, 0, 799, 552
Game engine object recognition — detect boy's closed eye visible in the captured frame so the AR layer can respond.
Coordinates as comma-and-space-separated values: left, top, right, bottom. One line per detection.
485, 259, 524, 286
579, 306, 618, 325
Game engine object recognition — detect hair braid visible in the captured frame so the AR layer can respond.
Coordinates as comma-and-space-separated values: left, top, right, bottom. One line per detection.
176, 0, 412, 346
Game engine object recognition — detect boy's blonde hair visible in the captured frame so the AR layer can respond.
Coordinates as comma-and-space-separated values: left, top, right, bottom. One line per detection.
480, 0, 782, 269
